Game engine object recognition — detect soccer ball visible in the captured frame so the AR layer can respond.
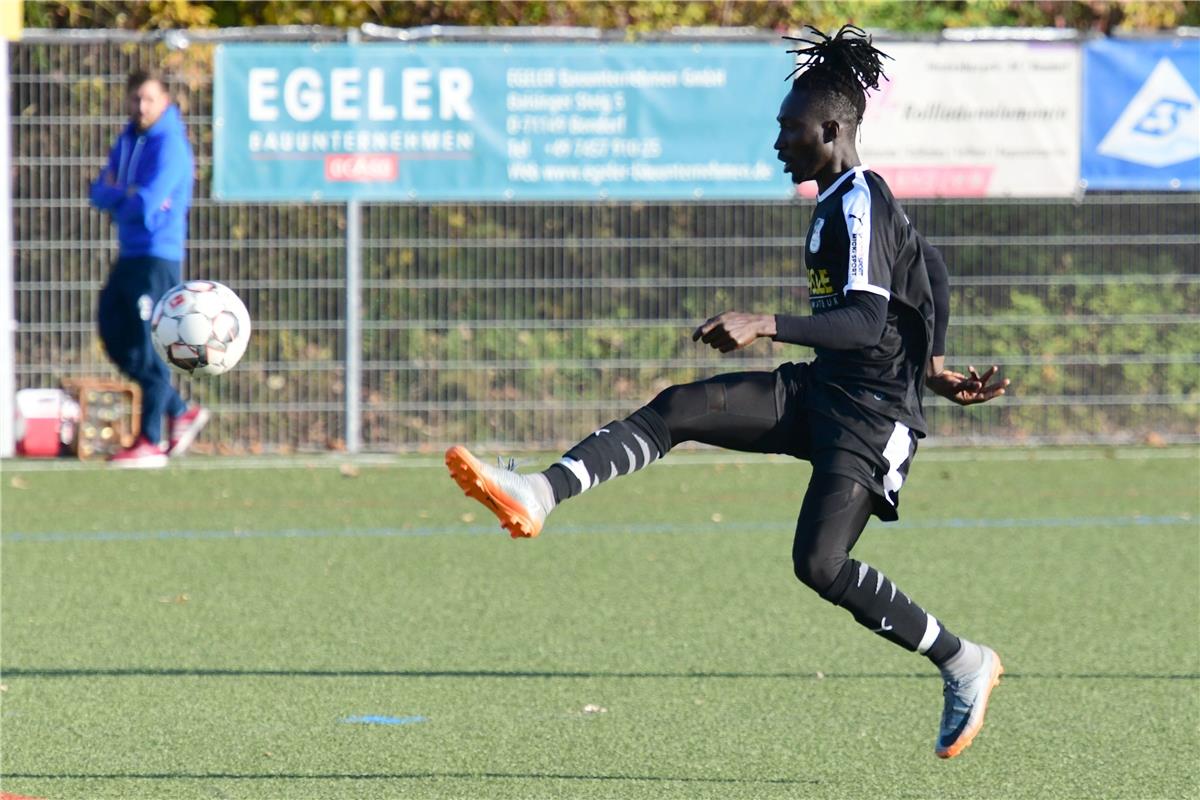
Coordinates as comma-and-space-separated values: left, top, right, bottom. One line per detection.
150, 280, 251, 376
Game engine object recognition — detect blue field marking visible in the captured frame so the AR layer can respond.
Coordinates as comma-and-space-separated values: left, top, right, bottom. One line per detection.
1, 514, 1194, 544
341, 714, 427, 725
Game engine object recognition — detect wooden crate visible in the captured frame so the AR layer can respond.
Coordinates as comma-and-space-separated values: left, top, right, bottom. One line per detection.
60, 378, 141, 460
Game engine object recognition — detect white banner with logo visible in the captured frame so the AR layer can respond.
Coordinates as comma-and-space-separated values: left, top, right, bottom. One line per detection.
851, 42, 1081, 198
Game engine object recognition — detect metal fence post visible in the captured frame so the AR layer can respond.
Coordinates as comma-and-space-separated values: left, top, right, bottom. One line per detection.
343, 27, 363, 454
0, 39, 15, 458
345, 201, 362, 453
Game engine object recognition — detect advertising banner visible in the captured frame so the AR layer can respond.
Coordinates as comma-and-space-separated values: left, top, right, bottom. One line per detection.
213, 43, 796, 201
1081, 38, 1200, 191
854, 42, 1081, 198
1, 0, 20, 41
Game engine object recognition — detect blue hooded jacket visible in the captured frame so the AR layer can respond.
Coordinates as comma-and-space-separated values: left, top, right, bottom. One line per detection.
89, 104, 194, 262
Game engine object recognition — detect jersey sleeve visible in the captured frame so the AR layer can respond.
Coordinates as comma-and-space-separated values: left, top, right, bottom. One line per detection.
841, 178, 894, 300
917, 232, 950, 357
772, 290, 888, 349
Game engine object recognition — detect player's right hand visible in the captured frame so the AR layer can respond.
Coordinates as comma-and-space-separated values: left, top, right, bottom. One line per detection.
692, 311, 775, 353
927, 365, 1009, 406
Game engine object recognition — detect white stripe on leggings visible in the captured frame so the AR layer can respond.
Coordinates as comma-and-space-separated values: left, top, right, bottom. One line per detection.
917, 613, 941, 654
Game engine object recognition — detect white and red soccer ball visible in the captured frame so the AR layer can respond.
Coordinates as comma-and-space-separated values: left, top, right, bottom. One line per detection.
150, 280, 251, 376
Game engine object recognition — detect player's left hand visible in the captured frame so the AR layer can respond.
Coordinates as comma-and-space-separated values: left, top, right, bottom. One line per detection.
927, 365, 1010, 406
692, 312, 775, 353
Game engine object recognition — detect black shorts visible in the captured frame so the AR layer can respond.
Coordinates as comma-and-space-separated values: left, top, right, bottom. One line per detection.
732, 362, 918, 521
768, 364, 916, 525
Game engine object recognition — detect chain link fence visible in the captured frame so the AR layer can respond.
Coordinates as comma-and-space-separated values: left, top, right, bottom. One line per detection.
9, 28, 1200, 453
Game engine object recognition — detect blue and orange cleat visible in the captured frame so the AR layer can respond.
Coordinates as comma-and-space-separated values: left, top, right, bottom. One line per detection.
936, 645, 1004, 758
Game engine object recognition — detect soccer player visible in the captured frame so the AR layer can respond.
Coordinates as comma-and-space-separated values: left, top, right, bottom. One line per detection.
445, 26, 1009, 758
90, 69, 208, 468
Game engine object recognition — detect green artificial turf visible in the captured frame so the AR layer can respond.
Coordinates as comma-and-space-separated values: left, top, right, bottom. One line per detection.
1, 448, 1197, 799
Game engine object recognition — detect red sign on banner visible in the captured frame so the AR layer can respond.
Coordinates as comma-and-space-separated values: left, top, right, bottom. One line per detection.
324, 154, 399, 183
870, 165, 995, 198
793, 164, 996, 199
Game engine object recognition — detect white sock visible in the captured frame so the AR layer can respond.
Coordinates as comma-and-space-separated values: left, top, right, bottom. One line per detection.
939, 640, 984, 682
528, 472, 556, 511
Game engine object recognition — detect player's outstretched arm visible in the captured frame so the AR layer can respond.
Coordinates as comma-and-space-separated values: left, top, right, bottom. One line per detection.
916, 234, 1008, 406
691, 311, 776, 352
926, 357, 1010, 406
693, 292, 887, 354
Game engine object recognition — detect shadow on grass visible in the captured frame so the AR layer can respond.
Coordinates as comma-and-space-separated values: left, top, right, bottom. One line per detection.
1, 667, 1196, 680
0, 771, 817, 785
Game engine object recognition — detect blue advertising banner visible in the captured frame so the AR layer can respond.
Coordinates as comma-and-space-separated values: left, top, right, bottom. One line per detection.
1082, 38, 1200, 190
213, 43, 795, 201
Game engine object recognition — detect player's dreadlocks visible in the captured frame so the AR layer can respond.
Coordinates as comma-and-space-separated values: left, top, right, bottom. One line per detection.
784, 25, 891, 126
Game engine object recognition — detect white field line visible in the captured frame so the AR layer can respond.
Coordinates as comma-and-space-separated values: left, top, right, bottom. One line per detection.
1, 446, 1196, 473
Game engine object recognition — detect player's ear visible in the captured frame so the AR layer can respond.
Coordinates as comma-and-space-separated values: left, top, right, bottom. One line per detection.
821, 119, 840, 144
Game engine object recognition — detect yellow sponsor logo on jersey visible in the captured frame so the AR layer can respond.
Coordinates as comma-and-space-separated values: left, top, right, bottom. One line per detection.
808, 267, 834, 297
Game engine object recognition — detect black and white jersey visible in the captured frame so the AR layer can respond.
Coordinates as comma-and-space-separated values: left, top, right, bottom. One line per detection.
803, 166, 935, 435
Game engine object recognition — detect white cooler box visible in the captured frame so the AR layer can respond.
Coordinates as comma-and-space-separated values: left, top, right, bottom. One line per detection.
14, 388, 78, 458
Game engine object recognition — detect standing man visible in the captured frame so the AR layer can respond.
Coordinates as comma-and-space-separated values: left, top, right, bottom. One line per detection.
90, 68, 207, 468
445, 27, 1009, 758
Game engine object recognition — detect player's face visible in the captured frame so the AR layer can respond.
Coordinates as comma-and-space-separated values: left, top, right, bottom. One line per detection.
774, 87, 833, 185
128, 80, 169, 132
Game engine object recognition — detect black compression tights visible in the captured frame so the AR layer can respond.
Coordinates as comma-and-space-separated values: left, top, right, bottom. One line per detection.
542, 371, 790, 499
542, 372, 962, 664
646, 371, 792, 454
791, 471, 961, 662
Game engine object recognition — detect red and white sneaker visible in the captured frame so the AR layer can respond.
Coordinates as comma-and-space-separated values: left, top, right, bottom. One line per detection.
168, 405, 210, 457
109, 436, 168, 469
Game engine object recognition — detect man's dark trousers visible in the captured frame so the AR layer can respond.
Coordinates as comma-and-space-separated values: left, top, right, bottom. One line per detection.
97, 255, 187, 444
